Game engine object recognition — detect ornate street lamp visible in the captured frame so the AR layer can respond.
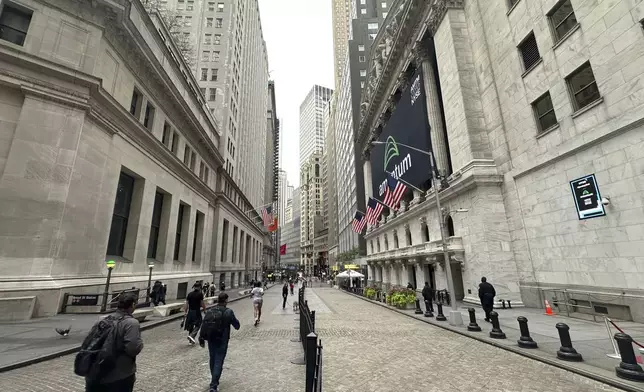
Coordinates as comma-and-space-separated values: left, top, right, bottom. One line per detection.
101, 260, 116, 312
145, 262, 154, 304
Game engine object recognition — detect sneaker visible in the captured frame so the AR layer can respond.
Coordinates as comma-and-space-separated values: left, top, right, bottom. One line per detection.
254, 318, 258, 327
187, 335, 196, 345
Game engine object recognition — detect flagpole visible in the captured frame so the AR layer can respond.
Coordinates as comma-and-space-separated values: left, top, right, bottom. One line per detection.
385, 170, 424, 193
243, 201, 275, 214
371, 195, 393, 209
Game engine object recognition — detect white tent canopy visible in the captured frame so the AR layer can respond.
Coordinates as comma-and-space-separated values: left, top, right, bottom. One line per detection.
336, 270, 364, 278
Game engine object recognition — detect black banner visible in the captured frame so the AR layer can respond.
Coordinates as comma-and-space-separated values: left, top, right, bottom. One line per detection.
570, 174, 606, 220
370, 68, 432, 198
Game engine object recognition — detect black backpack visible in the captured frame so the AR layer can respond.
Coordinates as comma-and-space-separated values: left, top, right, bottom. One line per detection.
201, 307, 227, 340
74, 315, 124, 380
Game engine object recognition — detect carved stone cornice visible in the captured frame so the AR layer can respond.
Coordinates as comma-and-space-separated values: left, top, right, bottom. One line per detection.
426, 0, 464, 36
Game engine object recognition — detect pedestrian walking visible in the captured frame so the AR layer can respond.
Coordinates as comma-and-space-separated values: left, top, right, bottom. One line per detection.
289, 281, 294, 295
282, 283, 289, 309
159, 284, 167, 305
199, 293, 240, 392
478, 276, 496, 322
184, 283, 206, 345
250, 281, 264, 326
422, 282, 434, 312
151, 280, 162, 306
78, 293, 143, 392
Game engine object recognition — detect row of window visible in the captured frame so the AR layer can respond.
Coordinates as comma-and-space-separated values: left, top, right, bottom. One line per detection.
219, 218, 262, 265
129, 87, 211, 186
200, 68, 219, 81
177, 0, 224, 12
201, 50, 221, 62
514, 0, 602, 133
199, 87, 218, 102
178, 16, 223, 29
204, 33, 222, 45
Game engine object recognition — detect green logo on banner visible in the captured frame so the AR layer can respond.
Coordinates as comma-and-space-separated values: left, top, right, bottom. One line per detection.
384, 136, 399, 170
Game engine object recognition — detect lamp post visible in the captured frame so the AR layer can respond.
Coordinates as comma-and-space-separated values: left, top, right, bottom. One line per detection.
371, 140, 465, 326
101, 260, 116, 312
145, 262, 154, 304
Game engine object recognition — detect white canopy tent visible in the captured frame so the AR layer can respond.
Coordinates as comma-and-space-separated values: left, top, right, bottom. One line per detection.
336, 270, 364, 287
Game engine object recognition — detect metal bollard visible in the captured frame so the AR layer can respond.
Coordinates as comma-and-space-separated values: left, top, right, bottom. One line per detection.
414, 299, 423, 314
556, 323, 583, 362
467, 308, 481, 332
383, 293, 387, 304
517, 316, 537, 348
424, 300, 434, 318
436, 303, 447, 321
614, 333, 644, 381
489, 311, 506, 339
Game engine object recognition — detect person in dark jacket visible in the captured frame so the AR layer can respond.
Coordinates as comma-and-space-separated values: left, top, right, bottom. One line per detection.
478, 277, 496, 322
421, 282, 434, 313
85, 293, 143, 392
282, 283, 289, 309
199, 293, 240, 392
184, 284, 206, 344
151, 281, 162, 306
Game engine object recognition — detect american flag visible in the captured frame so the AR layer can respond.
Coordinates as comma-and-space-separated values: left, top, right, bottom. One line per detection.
261, 205, 273, 227
351, 211, 367, 234
365, 197, 383, 225
382, 173, 408, 211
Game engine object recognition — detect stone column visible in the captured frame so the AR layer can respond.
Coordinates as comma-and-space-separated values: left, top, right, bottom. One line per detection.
401, 262, 408, 287
414, 44, 450, 177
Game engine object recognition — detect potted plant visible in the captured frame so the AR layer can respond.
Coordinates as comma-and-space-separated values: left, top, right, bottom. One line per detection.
387, 287, 417, 310
364, 286, 377, 299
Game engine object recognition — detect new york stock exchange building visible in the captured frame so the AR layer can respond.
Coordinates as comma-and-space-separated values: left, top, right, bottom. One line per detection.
357, 0, 644, 321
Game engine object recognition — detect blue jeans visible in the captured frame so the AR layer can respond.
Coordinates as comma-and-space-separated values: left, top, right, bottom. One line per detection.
207, 340, 228, 390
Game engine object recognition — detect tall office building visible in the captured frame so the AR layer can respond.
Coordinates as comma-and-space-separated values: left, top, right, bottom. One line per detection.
278, 169, 288, 227
323, 96, 339, 266
299, 85, 333, 167
280, 189, 301, 267
300, 154, 324, 274
265, 81, 279, 269
331, 0, 352, 92
164, 0, 269, 208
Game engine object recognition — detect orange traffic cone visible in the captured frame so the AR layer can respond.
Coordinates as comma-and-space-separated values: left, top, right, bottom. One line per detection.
544, 300, 553, 316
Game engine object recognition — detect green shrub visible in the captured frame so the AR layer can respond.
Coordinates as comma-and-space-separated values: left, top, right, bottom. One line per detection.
386, 287, 416, 308
364, 287, 377, 299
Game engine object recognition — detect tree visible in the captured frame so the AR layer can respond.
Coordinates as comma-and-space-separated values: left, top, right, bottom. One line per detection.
141, 0, 196, 68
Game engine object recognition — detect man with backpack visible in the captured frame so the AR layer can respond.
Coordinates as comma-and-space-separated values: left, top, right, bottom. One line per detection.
199, 293, 240, 392
76, 293, 143, 392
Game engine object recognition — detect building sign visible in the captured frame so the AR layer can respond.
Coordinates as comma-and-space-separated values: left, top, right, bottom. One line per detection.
570, 174, 606, 220
370, 67, 432, 198
70, 294, 99, 306
344, 264, 359, 270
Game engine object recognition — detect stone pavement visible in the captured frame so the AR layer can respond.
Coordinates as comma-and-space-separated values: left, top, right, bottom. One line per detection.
0, 284, 304, 391
311, 287, 622, 392
0, 288, 251, 370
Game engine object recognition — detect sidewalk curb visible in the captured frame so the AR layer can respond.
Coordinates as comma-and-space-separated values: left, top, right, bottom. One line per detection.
341, 290, 644, 392
0, 289, 261, 374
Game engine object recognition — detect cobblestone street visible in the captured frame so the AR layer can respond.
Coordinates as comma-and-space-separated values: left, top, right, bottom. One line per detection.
0, 286, 629, 392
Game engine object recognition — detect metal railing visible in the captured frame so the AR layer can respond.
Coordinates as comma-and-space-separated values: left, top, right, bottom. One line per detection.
295, 286, 323, 392
543, 288, 629, 322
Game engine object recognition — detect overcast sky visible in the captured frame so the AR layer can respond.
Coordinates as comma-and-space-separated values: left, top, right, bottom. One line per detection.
258, 0, 334, 188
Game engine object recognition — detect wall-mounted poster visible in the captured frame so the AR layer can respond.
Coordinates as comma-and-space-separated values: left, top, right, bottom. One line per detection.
570, 174, 606, 220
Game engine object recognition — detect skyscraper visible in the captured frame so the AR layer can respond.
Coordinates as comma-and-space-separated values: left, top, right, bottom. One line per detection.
278, 169, 288, 227
331, 0, 352, 92
299, 85, 333, 167
163, 0, 269, 208
300, 154, 324, 275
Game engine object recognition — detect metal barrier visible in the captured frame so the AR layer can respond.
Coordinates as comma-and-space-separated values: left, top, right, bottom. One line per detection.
295, 286, 323, 392
542, 289, 629, 322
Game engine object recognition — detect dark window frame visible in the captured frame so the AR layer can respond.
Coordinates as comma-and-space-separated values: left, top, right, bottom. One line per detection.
0, 3, 32, 46
532, 91, 558, 133
174, 204, 185, 261
566, 62, 601, 112
518, 32, 541, 72
547, 0, 578, 43
107, 172, 135, 256
147, 192, 164, 259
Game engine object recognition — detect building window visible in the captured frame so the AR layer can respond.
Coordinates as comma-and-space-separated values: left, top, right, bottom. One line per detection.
216, 18, 223, 28
217, 2, 224, 12
532, 92, 558, 133
548, 0, 578, 43
211, 68, 218, 81
201, 51, 209, 61
106, 172, 135, 256
221, 219, 229, 261
143, 102, 155, 129
213, 51, 220, 61
360, 8, 366, 15
360, 0, 366, 4
184, 145, 192, 166
382, 1, 387, 8
174, 204, 185, 260
367, 23, 378, 30
186, 0, 194, 10
358, 44, 365, 51
519, 32, 540, 71
369, 33, 376, 40
214, 34, 221, 44
383, 12, 387, 18
204, 34, 212, 45
147, 192, 164, 259
0, 4, 32, 46
200, 68, 208, 81
360, 81, 364, 88
177, 0, 184, 10
209, 87, 217, 101
566, 62, 600, 111
206, 17, 213, 27
162, 122, 171, 147
171, 132, 179, 154
130, 88, 141, 116
208, 1, 215, 11
185, 16, 192, 26
359, 55, 366, 62
200, 87, 206, 97
232, 226, 238, 262
360, 70, 366, 77
204, 167, 209, 184
192, 211, 203, 262
190, 150, 196, 171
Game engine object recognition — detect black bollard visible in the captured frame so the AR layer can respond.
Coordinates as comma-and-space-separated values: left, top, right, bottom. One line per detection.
436, 303, 447, 321
507, 300, 512, 309
414, 299, 423, 314
424, 300, 434, 318
556, 323, 583, 361
517, 316, 537, 348
614, 333, 644, 381
383, 293, 387, 304
501, 300, 506, 309
467, 308, 481, 332
489, 311, 506, 339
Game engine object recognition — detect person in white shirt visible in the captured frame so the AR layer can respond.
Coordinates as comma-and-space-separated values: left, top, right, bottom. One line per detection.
250, 282, 264, 326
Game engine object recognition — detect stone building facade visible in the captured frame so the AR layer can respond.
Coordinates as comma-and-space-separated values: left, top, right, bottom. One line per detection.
0, 0, 265, 318
357, 0, 644, 321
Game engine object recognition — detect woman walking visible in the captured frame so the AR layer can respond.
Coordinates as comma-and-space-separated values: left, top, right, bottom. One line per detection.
251, 281, 264, 326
